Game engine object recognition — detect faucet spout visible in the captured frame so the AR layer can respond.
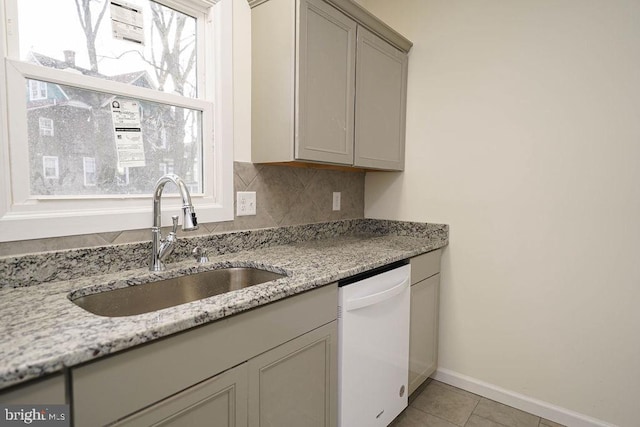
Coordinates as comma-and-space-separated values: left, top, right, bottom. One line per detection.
150, 174, 199, 271
152, 174, 199, 230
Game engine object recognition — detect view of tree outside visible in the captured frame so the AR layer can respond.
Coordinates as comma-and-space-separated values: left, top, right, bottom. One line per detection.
18, 0, 204, 196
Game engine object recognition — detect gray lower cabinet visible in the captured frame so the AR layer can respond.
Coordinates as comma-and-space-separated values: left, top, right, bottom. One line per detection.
248, 321, 337, 427
0, 374, 66, 405
71, 284, 338, 426
114, 363, 248, 427
115, 321, 338, 427
409, 250, 442, 396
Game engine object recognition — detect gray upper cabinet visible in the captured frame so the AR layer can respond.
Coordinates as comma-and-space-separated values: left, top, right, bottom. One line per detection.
354, 27, 408, 170
250, 0, 411, 170
297, 0, 357, 165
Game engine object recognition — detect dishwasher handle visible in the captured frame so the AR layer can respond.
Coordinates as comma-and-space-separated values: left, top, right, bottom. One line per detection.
344, 276, 410, 312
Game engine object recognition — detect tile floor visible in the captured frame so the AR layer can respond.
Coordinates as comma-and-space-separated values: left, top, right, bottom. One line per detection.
390, 380, 566, 427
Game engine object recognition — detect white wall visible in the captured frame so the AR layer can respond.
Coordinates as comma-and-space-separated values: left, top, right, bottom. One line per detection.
363, 1, 640, 426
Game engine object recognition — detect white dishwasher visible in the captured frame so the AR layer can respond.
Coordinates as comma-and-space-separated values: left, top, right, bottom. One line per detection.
338, 261, 411, 427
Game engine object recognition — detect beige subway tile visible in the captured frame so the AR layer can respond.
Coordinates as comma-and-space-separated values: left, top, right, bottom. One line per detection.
234, 161, 261, 187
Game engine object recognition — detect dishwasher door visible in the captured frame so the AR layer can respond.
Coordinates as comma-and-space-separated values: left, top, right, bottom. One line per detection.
338, 263, 411, 427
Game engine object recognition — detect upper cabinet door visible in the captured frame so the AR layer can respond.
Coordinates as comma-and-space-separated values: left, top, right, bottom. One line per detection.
296, 0, 357, 165
354, 27, 408, 170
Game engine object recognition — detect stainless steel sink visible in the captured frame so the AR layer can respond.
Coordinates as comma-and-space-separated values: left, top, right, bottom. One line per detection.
71, 267, 286, 317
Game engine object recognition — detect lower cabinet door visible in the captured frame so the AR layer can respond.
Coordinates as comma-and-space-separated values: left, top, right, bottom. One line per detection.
113, 363, 248, 427
0, 374, 66, 405
248, 321, 337, 427
408, 274, 440, 395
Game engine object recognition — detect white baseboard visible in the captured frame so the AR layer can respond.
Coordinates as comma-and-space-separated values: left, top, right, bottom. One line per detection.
432, 368, 617, 427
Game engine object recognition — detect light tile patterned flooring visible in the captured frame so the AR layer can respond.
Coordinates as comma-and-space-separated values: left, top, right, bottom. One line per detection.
390, 380, 566, 427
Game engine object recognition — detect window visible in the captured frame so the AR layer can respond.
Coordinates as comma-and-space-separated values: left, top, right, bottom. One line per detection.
116, 167, 130, 186
0, 0, 233, 242
42, 156, 59, 179
159, 160, 175, 176
38, 117, 54, 136
28, 80, 47, 100
83, 157, 97, 186
159, 127, 168, 149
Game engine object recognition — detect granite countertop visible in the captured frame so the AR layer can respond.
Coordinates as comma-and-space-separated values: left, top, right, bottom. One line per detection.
0, 219, 448, 391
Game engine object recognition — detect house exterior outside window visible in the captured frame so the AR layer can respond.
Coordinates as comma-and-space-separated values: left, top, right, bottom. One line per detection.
159, 161, 174, 176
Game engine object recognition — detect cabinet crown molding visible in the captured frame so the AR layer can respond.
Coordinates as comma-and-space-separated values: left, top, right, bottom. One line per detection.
247, 0, 413, 53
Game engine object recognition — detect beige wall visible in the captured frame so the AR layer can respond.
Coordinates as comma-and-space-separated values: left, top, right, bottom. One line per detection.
362, 1, 640, 426
233, 0, 253, 162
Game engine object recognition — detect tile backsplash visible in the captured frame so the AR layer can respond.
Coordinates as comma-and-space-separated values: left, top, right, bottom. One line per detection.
0, 162, 365, 257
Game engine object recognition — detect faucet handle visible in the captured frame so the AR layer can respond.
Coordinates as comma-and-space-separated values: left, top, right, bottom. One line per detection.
192, 246, 209, 264
171, 215, 179, 234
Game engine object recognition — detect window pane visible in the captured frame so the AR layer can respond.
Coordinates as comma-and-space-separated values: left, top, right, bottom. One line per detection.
39, 117, 54, 136
42, 156, 59, 179
18, 0, 198, 98
29, 80, 47, 100
83, 157, 97, 186
27, 79, 203, 196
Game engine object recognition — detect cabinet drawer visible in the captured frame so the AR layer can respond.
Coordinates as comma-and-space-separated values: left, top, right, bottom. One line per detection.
72, 284, 338, 426
410, 250, 442, 284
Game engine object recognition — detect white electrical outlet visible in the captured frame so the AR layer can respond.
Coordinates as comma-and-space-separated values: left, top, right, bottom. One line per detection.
333, 192, 341, 211
237, 191, 256, 216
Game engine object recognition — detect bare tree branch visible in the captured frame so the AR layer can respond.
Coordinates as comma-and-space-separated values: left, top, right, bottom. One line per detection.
74, 0, 109, 72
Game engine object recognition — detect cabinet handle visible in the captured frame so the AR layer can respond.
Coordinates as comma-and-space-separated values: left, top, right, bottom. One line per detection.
344, 277, 410, 311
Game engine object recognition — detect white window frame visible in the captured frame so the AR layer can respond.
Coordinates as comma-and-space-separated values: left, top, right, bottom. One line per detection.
0, 0, 233, 242
28, 79, 47, 100
42, 156, 59, 179
38, 117, 54, 136
83, 157, 97, 187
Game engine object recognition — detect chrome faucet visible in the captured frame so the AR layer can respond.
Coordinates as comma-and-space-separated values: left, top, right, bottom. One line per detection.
150, 174, 199, 271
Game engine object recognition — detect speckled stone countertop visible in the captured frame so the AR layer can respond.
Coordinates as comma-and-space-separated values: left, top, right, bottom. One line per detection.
0, 219, 447, 391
